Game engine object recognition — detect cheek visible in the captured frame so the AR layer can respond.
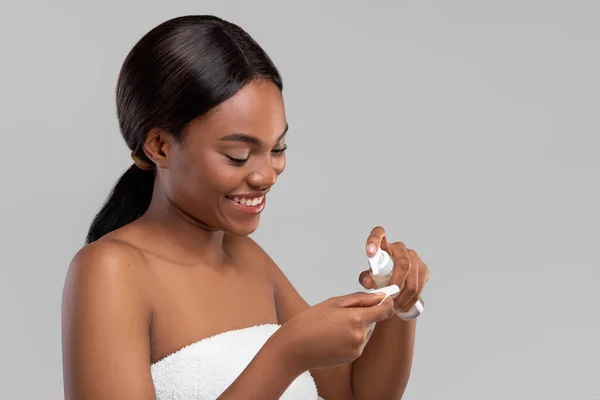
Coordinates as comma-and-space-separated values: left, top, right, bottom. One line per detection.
199, 156, 245, 193
168, 152, 219, 199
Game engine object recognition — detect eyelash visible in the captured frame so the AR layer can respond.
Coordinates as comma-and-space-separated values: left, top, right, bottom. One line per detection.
227, 145, 288, 166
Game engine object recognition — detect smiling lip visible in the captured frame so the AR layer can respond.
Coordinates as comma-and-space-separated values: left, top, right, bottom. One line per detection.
225, 192, 267, 215
226, 191, 268, 199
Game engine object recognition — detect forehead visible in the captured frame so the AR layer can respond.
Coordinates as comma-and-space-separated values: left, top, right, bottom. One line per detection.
185, 79, 287, 144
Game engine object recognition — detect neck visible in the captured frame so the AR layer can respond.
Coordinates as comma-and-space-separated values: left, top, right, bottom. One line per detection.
138, 186, 228, 266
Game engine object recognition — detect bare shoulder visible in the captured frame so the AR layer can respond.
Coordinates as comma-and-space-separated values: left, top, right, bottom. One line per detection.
66, 237, 147, 284
64, 237, 151, 306
62, 238, 155, 399
226, 234, 282, 277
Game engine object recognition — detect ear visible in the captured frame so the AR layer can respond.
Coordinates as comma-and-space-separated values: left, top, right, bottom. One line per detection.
142, 127, 174, 169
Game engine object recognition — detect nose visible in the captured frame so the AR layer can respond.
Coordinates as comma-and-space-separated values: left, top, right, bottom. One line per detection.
247, 158, 280, 190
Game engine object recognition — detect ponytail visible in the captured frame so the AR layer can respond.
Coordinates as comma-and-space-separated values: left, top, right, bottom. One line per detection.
85, 165, 154, 243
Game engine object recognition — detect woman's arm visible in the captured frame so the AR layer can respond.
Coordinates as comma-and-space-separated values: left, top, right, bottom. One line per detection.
351, 317, 416, 399
244, 236, 417, 400
61, 240, 156, 400
351, 232, 429, 399
216, 330, 303, 399
241, 237, 355, 400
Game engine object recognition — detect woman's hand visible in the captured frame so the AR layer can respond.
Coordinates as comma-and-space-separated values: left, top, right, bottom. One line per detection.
271, 291, 395, 374
358, 226, 430, 314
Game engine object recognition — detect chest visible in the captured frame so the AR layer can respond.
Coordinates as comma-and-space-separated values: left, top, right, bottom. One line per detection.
146, 258, 278, 363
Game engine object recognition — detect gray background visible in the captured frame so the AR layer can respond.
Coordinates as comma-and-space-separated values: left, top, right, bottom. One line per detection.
1, 0, 598, 399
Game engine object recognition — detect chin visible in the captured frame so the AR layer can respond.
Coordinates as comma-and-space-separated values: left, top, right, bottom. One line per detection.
224, 218, 261, 237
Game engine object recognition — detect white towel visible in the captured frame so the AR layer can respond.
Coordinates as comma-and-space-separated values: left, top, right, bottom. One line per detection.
150, 324, 318, 399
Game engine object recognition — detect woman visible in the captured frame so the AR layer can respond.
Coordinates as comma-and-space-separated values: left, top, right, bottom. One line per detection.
61, 15, 430, 400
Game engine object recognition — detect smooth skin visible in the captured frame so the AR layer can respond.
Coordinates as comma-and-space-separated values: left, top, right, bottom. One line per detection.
62, 79, 429, 399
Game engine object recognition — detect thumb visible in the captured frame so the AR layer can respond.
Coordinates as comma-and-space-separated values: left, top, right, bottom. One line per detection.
337, 291, 386, 308
358, 269, 377, 289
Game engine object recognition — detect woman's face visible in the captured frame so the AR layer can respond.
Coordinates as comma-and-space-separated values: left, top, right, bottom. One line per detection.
154, 79, 288, 236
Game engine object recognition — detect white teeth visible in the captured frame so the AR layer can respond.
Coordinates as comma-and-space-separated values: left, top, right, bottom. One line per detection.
230, 196, 264, 206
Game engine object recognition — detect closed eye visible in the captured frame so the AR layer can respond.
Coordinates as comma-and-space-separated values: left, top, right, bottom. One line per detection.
272, 144, 288, 155
226, 155, 249, 165
225, 145, 287, 166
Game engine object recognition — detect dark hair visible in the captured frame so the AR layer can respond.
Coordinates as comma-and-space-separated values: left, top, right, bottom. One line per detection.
85, 15, 283, 243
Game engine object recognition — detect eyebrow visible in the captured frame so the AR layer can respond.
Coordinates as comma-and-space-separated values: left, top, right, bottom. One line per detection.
218, 123, 289, 146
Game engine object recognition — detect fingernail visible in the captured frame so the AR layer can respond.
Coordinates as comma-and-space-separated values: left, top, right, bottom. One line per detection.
368, 244, 376, 253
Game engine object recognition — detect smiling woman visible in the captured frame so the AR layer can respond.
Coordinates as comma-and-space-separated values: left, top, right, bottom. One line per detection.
84, 15, 287, 241
62, 14, 423, 400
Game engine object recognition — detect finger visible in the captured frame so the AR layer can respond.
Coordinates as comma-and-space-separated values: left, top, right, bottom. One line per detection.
406, 249, 430, 295
337, 291, 386, 308
358, 269, 377, 289
394, 249, 420, 312
388, 242, 411, 290
414, 255, 430, 301
361, 297, 395, 324
366, 226, 391, 257
422, 263, 430, 285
